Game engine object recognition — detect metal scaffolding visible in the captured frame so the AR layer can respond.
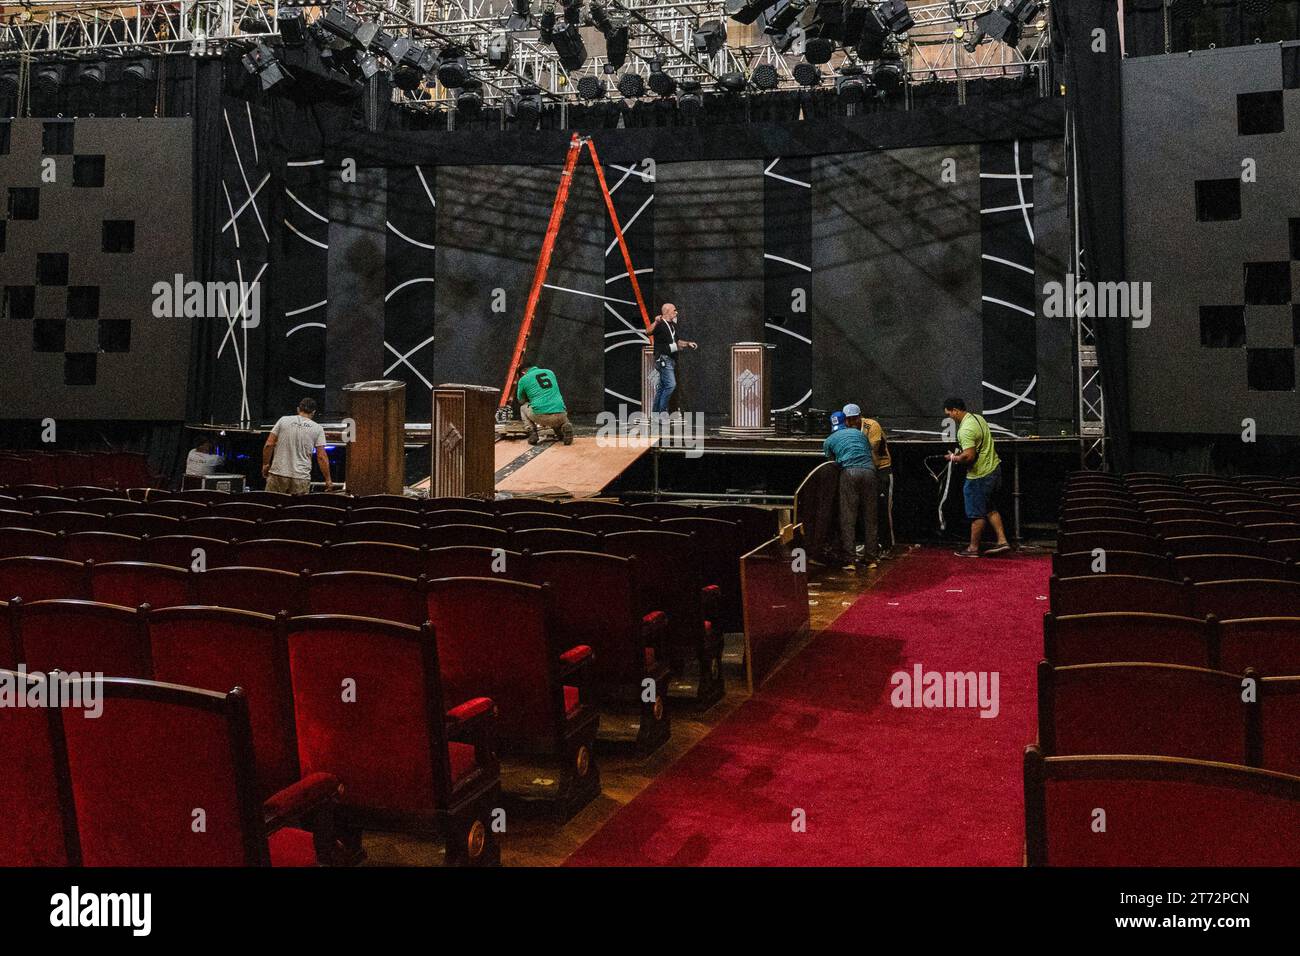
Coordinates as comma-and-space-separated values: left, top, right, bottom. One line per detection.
0, 0, 1052, 106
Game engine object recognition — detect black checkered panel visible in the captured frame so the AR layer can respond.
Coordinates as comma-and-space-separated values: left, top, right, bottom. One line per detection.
0, 118, 192, 420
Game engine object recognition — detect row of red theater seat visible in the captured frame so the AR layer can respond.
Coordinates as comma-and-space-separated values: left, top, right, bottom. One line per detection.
1024, 472, 1300, 865
1, 602, 510, 865
1, 579, 614, 865
0, 451, 158, 491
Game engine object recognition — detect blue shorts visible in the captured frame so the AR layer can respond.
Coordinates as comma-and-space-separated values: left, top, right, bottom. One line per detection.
964, 466, 1002, 519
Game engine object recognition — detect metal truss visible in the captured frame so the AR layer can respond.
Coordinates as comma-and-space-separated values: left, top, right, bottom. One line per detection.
0, 0, 1051, 107
1067, 110, 1107, 472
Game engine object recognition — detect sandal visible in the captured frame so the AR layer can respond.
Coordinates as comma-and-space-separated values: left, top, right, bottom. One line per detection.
953, 549, 980, 558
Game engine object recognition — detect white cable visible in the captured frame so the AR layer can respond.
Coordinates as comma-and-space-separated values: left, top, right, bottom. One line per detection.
925, 451, 959, 533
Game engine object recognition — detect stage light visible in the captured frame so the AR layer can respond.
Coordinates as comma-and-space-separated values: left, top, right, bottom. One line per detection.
436, 48, 471, 88
772, 23, 806, 55
0, 68, 19, 97
577, 73, 606, 100
725, 0, 777, 24
74, 62, 105, 86
487, 31, 514, 69
871, 54, 904, 94
563, 0, 583, 25
617, 72, 645, 98
751, 62, 779, 90
760, 0, 808, 35
122, 59, 156, 86
804, 36, 834, 64
678, 78, 704, 114
512, 83, 543, 126
975, 0, 1040, 47
835, 63, 868, 102
242, 42, 290, 90
278, 10, 309, 46
1241, 0, 1272, 15
717, 71, 747, 93
538, 2, 556, 43
590, 2, 612, 32
792, 61, 821, 87
35, 64, 64, 95
354, 51, 381, 80
647, 59, 676, 96
551, 18, 589, 71
321, 5, 377, 49
693, 20, 728, 57
456, 80, 483, 114
392, 64, 424, 91
507, 0, 532, 31
604, 16, 630, 70
878, 0, 915, 34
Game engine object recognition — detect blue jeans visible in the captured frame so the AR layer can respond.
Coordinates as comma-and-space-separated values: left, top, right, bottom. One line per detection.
963, 465, 1002, 519
652, 355, 676, 413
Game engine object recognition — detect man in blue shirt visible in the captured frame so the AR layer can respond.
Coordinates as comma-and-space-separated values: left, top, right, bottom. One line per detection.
822, 403, 878, 571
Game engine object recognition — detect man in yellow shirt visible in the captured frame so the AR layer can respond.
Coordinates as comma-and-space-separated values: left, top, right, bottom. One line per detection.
943, 397, 1010, 557
853, 405, 893, 558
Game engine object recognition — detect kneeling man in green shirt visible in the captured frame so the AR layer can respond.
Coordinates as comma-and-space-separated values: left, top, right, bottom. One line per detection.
516, 365, 574, 446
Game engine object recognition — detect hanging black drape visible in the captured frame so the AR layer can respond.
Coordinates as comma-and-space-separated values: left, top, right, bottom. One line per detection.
1053, 0, 1130, 471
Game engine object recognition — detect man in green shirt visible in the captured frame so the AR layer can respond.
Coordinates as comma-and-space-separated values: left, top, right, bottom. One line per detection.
943, 397, 1010, 557
516, 365, 573, 446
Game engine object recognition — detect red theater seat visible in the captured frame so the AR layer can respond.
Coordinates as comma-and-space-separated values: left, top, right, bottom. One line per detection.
512, 527, 602, 554
1043, 611, 1214, 667
1192, 579, 1300, 619
64, 531, 145, 565
0, 669, 73, 865
71, 497, 137, 517
423, 545, 521, 580
209, 502, 279, 523
236, 538, 326, 573
325, 540, 423, 577
1163, 534, 1266, 557
502, 511, 575, 531
661, 515, 747, 633
304, 570, 424, 625
148, 607, 303, 798
1037, 661, 1251, 764
91, 561, 192, 610
346, 506, 418, 526
184, 516, 259, 542
422, 496, 494, 515
281, 504, 349, 523
260, 519, 338, 545
1218, 617, 1300, 674
701, 504, 780, 550
557, 499, 627, 517
1056, 530, 1164, 556
286, 615, 501, 865
1050, 550, 1172, 579
193, 566, 305, 616
148, 534, 235, 571
13, 599, 151, 679
352, 493, 420, 512
34, 511, 106, 536
525, 550, 671, 752
578, 513, 654, 535
425, 509, 498, 527
1060, 516, 1153, 536
0, 556, 91, 602
1024, 746, 1300, 866
0, 527, 65, 560
426, 523, 509, 550
495, 497, 562, 514
239, 491, 293, 508
1260, 677, 1300, 776
335, 521, 424, 548
58, 677, 338, 866
426, 577, 599, 817
1174, 553, 1296, 583
107, 512, 182, 539
1048, 574, 1191, 617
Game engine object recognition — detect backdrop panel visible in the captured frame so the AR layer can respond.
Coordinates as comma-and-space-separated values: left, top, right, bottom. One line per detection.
0, 118, 192, 420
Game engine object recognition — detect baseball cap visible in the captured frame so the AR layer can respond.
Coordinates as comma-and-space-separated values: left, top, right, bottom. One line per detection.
829, 411, 846, 431
842, 403, 861, 417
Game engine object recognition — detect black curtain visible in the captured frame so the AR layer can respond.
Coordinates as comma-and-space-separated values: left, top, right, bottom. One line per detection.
1053, 1, 1130, 471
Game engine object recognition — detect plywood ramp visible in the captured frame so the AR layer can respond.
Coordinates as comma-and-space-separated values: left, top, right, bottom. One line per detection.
495, 437, 649, 498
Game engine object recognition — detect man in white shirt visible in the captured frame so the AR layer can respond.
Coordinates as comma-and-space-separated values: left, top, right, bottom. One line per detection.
184, 438, 225, 478
261, 397, 333, 495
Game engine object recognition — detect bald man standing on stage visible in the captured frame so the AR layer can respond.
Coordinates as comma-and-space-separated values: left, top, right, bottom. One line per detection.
650, 303, 697, 415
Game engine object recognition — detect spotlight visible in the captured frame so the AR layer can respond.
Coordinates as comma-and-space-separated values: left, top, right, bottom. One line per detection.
74, 62, 105, 86
751, 63, 779, 90
792, 61, 821, 87
975, 0, 1039, 47
726, 0, 778, 24
512, 83, 543, 126
392, 64, 424, 91
507, 0, 531, 31
717, 71, 747, 93
277, 9, 309, 47
835, 63, 868, 102
122, 59, 156, 86
322, 5, 378, 49
617, 72, 645, 98
354, 51, 381, 80
677, 78, 704, 114
693, 20, 728, 56
877, 0, 915, 34
577, 73, 607, 100
538, 2, 556, 42
436, 48, 471, 88
761, 0, 809, 35
647, 59, 676, 96
804, 36, 834, 64
242, 42, 290, 90
487, 30, 514, 69
552, 22, 588, 70
772, 23, 806, 55
456, 80, 483, 114
35, 64, 64, 95
871, 55, 904, 94
604, 16, 630, 70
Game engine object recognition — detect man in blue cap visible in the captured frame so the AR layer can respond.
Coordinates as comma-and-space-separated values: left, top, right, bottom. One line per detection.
821, 403, 878, 571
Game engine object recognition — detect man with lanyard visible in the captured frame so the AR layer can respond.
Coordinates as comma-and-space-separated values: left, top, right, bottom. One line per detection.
649, 303, 697, 415
943, 397, 1011, 557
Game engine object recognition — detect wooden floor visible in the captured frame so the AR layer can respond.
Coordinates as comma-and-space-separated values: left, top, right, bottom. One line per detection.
362, 557, 887, 867
494, 435, 650, 498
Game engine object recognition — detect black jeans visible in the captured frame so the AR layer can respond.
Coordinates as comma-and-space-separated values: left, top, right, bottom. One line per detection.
837, 467, 879, 562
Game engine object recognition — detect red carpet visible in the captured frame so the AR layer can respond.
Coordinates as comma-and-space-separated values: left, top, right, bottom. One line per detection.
566, 548, 1049, 866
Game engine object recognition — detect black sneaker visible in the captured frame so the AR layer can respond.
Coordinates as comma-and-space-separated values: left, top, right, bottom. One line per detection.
986, 542, 1012, 556
526, 426, 539, 446
560, 422, 574, 446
